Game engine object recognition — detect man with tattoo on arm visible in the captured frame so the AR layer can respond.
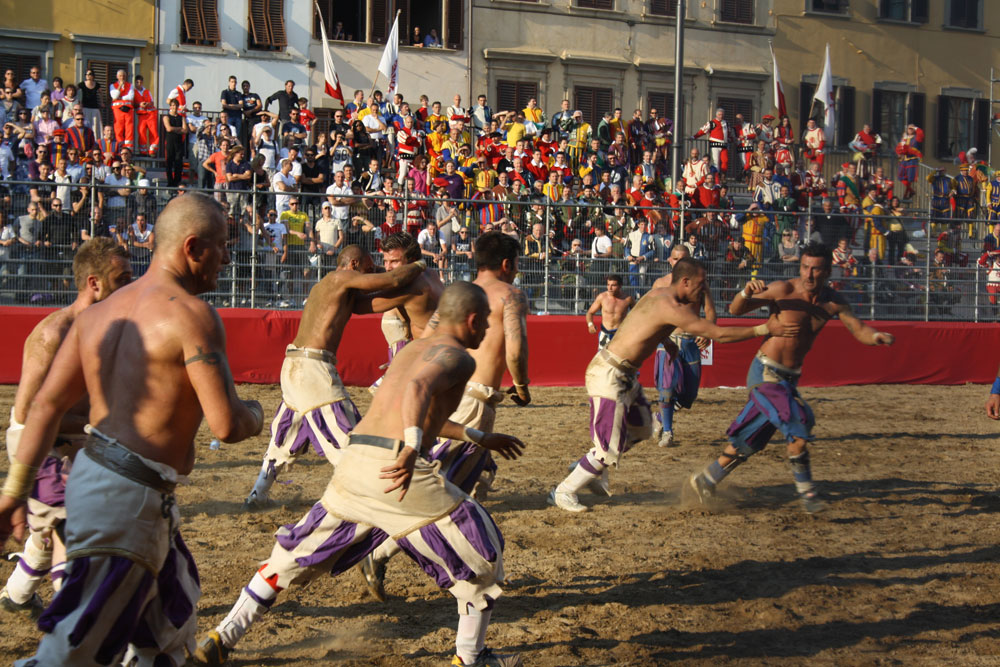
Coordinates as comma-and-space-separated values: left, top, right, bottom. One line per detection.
359, 231, 530, 601
366, 232, 444, 394
549, 257, 798, 513
1, 239, 132, 618
196, 282, 525, 667
244, 244, 428, 507
0, 193, 265, 665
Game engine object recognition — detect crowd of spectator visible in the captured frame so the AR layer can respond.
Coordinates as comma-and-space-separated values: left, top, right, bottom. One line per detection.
2, 63, 999, 315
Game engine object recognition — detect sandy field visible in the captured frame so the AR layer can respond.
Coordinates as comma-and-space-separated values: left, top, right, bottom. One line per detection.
1, 382, 999, 666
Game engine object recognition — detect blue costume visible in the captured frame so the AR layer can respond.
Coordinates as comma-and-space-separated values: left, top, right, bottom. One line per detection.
653, 333, 702, 437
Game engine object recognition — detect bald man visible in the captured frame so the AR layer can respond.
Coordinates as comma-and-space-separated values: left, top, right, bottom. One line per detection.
0, 193, 265, 665
2, 238, 133, 617
196, 282, 524, 667
650, 245, 716, 447
244, 245, 427, 507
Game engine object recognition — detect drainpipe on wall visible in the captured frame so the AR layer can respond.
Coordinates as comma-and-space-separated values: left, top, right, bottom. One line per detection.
467, 0, 473, 105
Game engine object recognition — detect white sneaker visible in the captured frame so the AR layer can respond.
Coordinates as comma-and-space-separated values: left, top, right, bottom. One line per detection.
651, 412, 663, 439
658, 430, 676, 448
243, 490, 273, 510
547, 489, 587, 513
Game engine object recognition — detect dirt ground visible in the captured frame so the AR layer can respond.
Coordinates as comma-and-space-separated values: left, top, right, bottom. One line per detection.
1, 383, 999, 666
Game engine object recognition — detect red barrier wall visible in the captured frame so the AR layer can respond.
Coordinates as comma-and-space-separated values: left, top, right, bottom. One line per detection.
0, 307, 994, 387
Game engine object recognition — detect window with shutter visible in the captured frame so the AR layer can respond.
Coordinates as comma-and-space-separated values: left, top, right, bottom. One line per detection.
879, 0, 929, 22
371, 0, 389, 43
974, 98, 990, 154
396, 0, 410, 45
937, 95, 973, 159
202, 0, 221, 43
181, 0, 205, 43
577, 0, 614, 8
836, 85, 855, 146
446, 0, 464, 49
910, 0, 928, 22
717, 97, 753, 128
810, 0, 848, 12
720, 0, 753, 23
907, 92, 925, 130
0, 53, 41, 85
268, 0, 287, 47
947, 0, 981, 29
649, 0, 677, 16
248, 0, 270, 48
647, 92, 675, 120
799, 81, 817, 135
575, 87, 613, 129
496, 80, 539, 115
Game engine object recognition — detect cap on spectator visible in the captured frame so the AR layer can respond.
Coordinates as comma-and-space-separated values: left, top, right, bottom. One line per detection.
52, 129, 66, 136
573, 110, 583, 118
322, 201, 331, 209
137, 179, 150, 187
761, 114, 775, 122
841, 162, 850, 169
433, 177, 450, 188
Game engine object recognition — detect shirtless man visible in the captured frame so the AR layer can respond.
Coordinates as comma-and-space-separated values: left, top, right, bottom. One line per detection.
244, 245, 427, 507
549, 257, 796, 513
195, 282, 525, 667
359, 231, 530, 601
0, 193, 265, 665
1, 238, 132, 617
650, 246, 715, 447
366, 232, 444, 394
586, 274, 634, 349
688, 243, 894, 513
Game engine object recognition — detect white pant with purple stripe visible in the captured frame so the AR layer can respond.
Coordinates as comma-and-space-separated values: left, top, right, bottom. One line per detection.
15, 449, 200, 667
584, 349, 653, 469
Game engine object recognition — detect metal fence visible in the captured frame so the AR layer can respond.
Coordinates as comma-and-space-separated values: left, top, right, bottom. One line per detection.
1, 177, 996, 321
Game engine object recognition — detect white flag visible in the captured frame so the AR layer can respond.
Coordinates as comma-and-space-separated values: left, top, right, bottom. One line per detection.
813, 44, 835, 141
378, 13, 400, 95
769, 42, 786, 118
315, 2, 344, 105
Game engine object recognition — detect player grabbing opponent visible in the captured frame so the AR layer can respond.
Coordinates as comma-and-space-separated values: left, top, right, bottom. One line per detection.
367, 232, 444, 393
549, 257, 797, 512
0, 193, 264, 665
650, 245, 715, 447
688, 243, 894, 513
195, 282, 525, 667
359, 231, 531, 601
244, 245, 427, 507
586, 275, 634, 349
1, 239, 132, 617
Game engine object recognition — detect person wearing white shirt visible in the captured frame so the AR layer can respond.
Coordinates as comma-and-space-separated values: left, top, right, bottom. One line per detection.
591, 224, 613, 259
261, 214, 289, 305
325, 170, 353, 234
270, 159, 297, 214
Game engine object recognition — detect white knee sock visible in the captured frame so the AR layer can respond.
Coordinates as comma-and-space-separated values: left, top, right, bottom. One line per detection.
5, 532, 51, 603
556, 457, 601, 495
216, 572, 279, 649
371, 538, 401, 565
455, 607, 492, 665
249, 462, 277, 499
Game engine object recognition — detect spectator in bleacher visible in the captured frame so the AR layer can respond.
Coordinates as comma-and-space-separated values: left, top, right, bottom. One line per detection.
65, 110, 96, 156
313, 201, 342, 260
299, 146, 327, 219
271, 157, 298, 214
239, 79, 262, 146
20, 66, 48, 112
774, 184, 799, 234
226, 145, 253, 219
202, 137, 230, 200
265, 80, 299, 122
417, 219, 448, 272
814, 197, 851, 248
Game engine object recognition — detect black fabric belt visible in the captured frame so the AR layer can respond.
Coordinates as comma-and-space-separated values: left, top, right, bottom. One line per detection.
83, 434, 176, 495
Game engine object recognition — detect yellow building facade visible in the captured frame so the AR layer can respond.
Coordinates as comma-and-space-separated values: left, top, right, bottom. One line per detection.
772, 0, 1000, 169
0, 0, 155, 123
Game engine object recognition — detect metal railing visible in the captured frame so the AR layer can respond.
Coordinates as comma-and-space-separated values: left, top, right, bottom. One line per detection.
1, 177, 996, 321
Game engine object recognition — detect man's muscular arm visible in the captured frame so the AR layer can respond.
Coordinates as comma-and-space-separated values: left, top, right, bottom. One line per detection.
503, 289, 531, 405
676, 310, 798, 344
182, 303, 263, 443
438, 419, 525, 459
346, 260, 425, 293
585, 293, 603, 334
729, 279, 786, 315
835, 299, 894, 346
381, 343, 475, 500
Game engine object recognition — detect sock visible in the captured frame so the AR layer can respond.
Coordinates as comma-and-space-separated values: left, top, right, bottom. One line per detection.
5, 532, 52, 604
557, 455, 601, 495
455, 606, 492, 665
216, 571, 280, 649
371, 538, 401, 565
660, 399, 675, 432
789, 451, 814, 495
703, 460, 729, 486
50, 561, 67, 593
249, 460, 277, 499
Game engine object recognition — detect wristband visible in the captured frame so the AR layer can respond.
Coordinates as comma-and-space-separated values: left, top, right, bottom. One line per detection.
992, 378, 1000, 395
739, 288, 750, 299
753, 323, 769, 336
413, 260, 427, 270
403, 426, 423, 452
463, 427, 485, 444
2, 461, 39, 502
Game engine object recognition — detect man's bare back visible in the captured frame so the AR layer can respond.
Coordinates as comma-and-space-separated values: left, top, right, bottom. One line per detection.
467, 274, 529, 392
294, 248, 426, 352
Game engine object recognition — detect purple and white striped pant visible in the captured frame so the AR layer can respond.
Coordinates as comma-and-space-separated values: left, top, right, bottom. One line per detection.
584, 349, 653, 468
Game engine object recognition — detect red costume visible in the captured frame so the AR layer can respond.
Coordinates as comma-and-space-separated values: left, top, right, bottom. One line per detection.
110, 80, 134, 148
134, 85, 159, 156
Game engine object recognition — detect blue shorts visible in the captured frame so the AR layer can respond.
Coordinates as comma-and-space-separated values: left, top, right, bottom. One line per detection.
653, 337, 702, 409
726, 355, 814, 456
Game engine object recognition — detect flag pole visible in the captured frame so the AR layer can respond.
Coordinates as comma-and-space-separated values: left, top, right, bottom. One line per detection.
371, 10, 401, 98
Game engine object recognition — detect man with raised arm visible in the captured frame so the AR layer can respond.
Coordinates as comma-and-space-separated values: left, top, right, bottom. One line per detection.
244, 244, 427, 507
359, 231, 531, 601
548, 257, 797, 513
1, 238, 132, 617
586, 274, 634, 349
0, 193, 265, 665
650, 245, 716, 447
688, 243, 895, 513
363, 231, 444, 394
196, 282, 525, 667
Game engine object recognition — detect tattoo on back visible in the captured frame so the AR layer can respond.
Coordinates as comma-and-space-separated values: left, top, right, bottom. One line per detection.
421, 343, 472, 373
185, 345, 223, 366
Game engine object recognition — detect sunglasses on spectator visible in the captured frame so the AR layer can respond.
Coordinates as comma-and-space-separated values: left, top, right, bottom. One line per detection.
52, 202, 62, 207
289, 202, 299, 206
